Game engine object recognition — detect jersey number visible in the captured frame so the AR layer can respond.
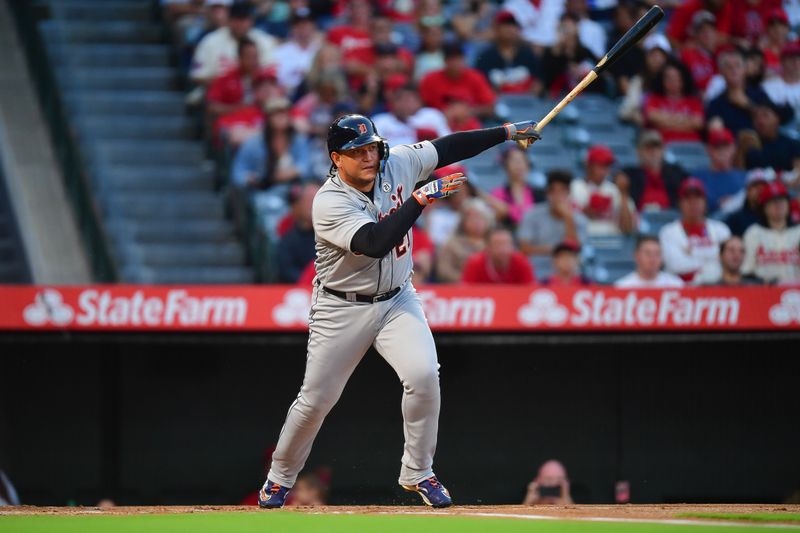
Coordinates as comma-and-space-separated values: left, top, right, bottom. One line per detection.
395, 232, 410, 259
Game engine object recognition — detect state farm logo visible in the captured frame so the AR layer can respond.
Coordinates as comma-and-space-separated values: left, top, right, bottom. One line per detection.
417, 290, 494, 326
23, 289, 247, 327
23, 289, 74, 326
518, 290, 569, 326
272, 289, 311, 326
516, 289, 741, 327
769, 290, 800, 325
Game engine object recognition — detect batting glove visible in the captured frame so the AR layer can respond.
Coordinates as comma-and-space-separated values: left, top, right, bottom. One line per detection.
412, 172, 467, 206
504, 120, 542, 148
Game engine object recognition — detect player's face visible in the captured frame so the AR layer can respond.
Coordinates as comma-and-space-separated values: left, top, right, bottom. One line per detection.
334, 142, 380, 187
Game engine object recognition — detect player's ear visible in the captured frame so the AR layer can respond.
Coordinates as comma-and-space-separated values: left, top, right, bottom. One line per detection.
330, 151, 341, 167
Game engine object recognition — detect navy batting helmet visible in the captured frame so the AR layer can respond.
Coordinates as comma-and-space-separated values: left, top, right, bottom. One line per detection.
327, 114, 389, 164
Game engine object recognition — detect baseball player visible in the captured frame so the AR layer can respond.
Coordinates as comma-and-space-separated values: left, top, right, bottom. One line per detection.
258, 114, 540, 508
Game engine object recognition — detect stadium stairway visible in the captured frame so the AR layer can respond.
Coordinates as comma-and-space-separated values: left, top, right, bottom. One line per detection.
38, 0, 253, 283
0, 164, 31, 283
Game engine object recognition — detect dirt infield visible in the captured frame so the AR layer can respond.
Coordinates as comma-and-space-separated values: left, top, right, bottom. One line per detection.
2, 504, 799, 523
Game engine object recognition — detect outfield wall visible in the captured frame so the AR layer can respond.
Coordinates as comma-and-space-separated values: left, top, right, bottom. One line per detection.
1, 333, 798, 507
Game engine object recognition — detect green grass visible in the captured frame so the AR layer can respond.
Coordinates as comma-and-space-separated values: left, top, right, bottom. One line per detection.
1, 512, 797, 533
677, 512, 800, 523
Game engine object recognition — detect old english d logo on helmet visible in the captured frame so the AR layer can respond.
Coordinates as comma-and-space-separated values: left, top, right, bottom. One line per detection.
327, 114, 390, 165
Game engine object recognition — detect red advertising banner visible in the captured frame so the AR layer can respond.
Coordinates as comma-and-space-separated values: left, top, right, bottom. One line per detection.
0, 285, 799, 332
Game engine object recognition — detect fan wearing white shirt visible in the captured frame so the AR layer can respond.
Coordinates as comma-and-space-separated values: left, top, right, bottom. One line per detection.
615, 235, 685, 288
274, 9, 322, 95
762, 42, 800, 120
190, 1, 277, 85
371, 85, 451, 147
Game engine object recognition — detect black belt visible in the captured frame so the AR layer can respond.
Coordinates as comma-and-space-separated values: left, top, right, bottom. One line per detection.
321, 285, 402, 303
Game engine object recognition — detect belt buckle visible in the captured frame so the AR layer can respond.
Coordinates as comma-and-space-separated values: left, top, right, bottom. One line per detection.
345, 292, 357, 302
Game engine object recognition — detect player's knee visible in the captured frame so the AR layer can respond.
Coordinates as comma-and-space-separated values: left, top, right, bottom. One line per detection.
297, 391, 339, 420
404, 368, 440, 397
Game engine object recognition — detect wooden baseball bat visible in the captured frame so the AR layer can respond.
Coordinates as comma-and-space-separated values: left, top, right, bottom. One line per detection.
517, 5, 664, 148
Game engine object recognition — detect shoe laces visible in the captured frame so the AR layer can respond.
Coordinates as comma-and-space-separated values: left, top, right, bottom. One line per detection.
427, 477, 440, 489
270, 483, 282, 494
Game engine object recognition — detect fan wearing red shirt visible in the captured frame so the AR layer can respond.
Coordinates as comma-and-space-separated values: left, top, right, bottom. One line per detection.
643, 60, 705, 143
540, 240, 592, 286
679, 11, 719, 92
729, 0, 782, 46
666, 0, 733, 47
761, 9, 792, 76
419, 42, 497, 120
461, 226, 535, 284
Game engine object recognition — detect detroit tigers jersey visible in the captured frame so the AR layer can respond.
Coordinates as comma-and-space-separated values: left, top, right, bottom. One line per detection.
312, 141, 439, 294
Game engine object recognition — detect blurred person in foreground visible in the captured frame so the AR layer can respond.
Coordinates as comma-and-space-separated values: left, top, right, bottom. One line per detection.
659, 178, 732, 284
614, 235, 685, 288
541, 240, 591, 287
518, 170, 588, 256
523, 460, 573, 505
570, 145, 636, 236
742, 180, 800, 284
461, 226, 535, 284
371, 84, 450, 147
697, 236, 764, 285
738, 101, 800, 172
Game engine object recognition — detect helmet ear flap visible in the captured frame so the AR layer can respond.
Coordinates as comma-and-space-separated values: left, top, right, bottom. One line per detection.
379, 140, 390, 162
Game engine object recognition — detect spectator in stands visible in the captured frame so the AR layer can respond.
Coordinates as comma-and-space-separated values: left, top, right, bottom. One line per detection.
419, 42, 497, 120
286, 471, 328, 507
486, 146, 536, 230
644, 60, 705, 143
475, 10, 542, 95
619, 33, 672, 126
0, 469, 20, 506
414, 18, 445, 82
442, 93, 484, 133
705, 47, 773, 135
371, 84, 450, 147
292, 63, 349, 138
679, 11, 719, 93
523, 460, 573, 505
541, 240, 591, 286
570, 145, 637, 236
739, 101, 800, 171
276, 182, 320, 283
697, 236, 765, 285
450, 1, 498, 48
762, 41, 800, 119
666, 0, 733, 49
693, 128, 746, 212
206, 38, 276, 140
566, 0, 607, 61
659, 177, 732, 283
423, 165, 478, 248
412, 225, 435, 286
231, 98, 310, 189
461, 226, 535, 284
273, 8, 322, 97
724, 167, 775, 236
166, 0, 230, 71
190, 1, 277, 86
761, 9, 792, 77
622, 130, 688, 211
542, 14, 601, 98
730, 0, 783, 47
742, 180, 800, 284
614, 235, 685, 288
518, 170, 589, 256
436, 198, 494, 283
502, 0, 564, 52
325, 0, 373, 85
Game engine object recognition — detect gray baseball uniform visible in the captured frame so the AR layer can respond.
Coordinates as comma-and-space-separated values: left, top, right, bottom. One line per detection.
267, 141, 441, 488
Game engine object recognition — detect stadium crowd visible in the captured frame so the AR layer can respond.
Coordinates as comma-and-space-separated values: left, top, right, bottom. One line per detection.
161, 0, 800, 286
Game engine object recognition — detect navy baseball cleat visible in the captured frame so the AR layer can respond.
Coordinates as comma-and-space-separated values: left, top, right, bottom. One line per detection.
402, 476, 453, 508
258, 480, 290, 509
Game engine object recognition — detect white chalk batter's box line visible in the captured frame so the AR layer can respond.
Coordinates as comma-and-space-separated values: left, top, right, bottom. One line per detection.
320, 510, 800, 529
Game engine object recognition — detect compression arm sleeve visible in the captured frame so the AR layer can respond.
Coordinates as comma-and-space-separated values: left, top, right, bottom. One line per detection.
431, 126, 507, 169
349, 199, 425, 258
